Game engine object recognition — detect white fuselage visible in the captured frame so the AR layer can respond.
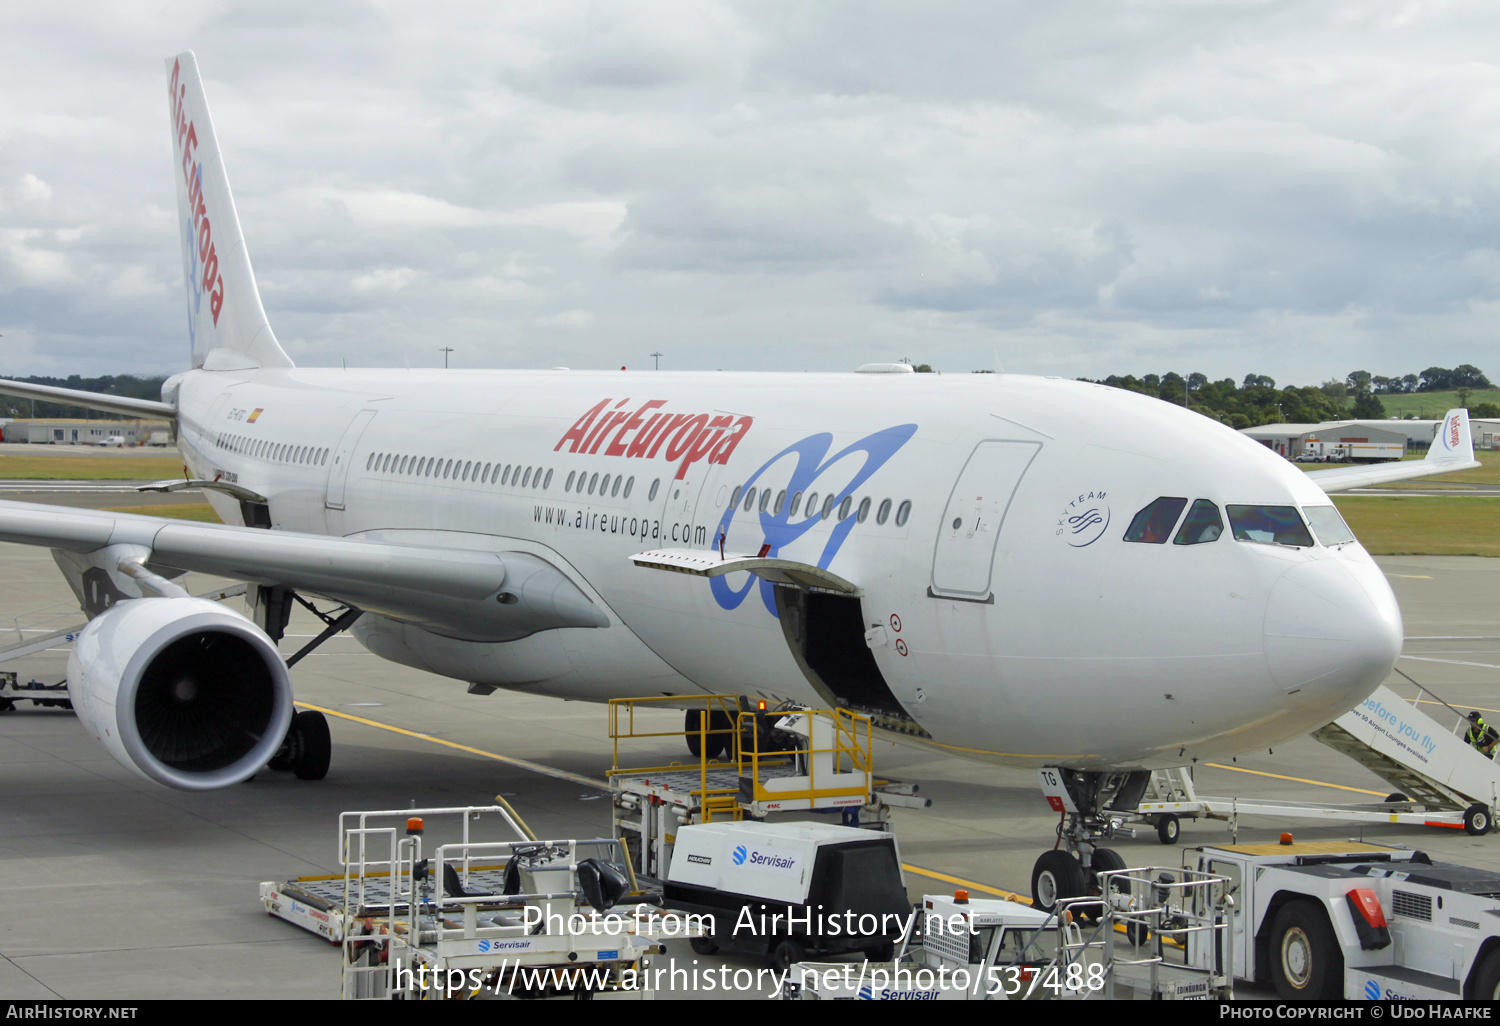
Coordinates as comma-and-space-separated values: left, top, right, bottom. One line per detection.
174, 367, 1402, 771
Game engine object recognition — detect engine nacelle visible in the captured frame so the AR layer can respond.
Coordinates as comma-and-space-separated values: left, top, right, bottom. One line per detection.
67, 597, 294, 790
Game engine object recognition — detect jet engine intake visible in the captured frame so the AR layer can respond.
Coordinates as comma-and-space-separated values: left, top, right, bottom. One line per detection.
66, 597, 294, 790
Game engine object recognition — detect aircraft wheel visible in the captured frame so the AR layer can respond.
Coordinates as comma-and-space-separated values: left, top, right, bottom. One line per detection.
771, 938, 806, 973
1031, 850, 1085, 914
1464, 804, 1491, 836
707, 710, 734, 760
1385, 792, 1408, 804
1269, 901, 1343, 1000
290, 710, 331, 780
688, 936, 718, 956
684, 709, 704, 758
1156, 814, 1180, 845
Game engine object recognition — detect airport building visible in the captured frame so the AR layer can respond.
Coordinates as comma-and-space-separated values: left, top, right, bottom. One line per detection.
0, 417, 171, 445
1243, 417, 1500, 457
1240, 420, 1416, 459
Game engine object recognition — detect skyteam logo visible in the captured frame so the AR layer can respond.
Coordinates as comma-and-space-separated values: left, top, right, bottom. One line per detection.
732, 845, 748, 866
711, 424, 918, 616
1056, 490, 1110, 547
1364, 978, 1380, 1000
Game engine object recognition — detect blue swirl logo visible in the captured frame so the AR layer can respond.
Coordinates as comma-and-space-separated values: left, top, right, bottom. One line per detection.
711, 424, 918, 615
732, 845, 747, 866
1056, 490, 1111, 548
1364, 978, 1380, 1000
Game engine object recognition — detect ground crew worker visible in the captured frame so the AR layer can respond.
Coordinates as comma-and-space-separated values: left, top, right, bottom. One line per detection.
1467, 711, 1498, 758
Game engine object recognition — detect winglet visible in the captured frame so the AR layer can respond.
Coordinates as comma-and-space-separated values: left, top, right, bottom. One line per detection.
1305, 407, 1480, 493
166, 52, 292, 371
1428, 408, 1474, 466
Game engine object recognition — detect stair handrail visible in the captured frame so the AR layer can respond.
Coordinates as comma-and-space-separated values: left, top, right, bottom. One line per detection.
1393, 668, 1475, 736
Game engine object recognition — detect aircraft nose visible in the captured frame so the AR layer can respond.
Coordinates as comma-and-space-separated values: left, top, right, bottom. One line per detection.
1263, 557, 1402, 713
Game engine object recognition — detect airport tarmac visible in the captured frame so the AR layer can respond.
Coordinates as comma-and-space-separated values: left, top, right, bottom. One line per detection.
0, 507, 1498, 998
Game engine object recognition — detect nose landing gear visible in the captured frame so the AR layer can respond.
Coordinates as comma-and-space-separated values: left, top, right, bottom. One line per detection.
1031, 767, 1150, 913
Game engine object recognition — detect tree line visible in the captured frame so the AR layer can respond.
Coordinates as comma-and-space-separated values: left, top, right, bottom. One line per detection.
1079, 367, 1498, 430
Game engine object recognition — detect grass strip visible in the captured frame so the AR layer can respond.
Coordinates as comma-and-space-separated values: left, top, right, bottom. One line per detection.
98, 503, 222, 523
1334, 497, 1500, 557
0, 457, 184, 480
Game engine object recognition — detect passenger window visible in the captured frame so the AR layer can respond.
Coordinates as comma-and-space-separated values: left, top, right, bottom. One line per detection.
1303, 505, 1356, 547
588, 473, 599, 495
730, 486, 742, 509
610, 475, 620, 497
366, 452, 375, 471
1173, 500, 1224, 546
648, 479, 660, 501
624, 476, 634, 499
895, 500, 911, 527
758, 489, 771, 513
1124, 497, 1188, 544
789, 491, 803, 516
601, 474, 611, 496
566, 471, 577, 491
877, 498, 892, 525
821, 494, 835, 520
805, 492, 819, 518
445, 459, 454, 479
774, 489, 786, 515
856, 496, 871, 523
838, 495, 852, 521
463, 461, 473, 481
523, 468, 533, 488
502, 465, 512, 485
1227, 505, 1314, 547
544, 469, 553, 489
743, 487, 756, 512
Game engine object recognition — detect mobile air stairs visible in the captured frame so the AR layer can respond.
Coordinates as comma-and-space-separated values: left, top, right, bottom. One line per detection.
1135, 678, 1500, 840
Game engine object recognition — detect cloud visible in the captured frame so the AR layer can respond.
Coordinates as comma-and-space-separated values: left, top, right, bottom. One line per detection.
0, 1, 1497, 382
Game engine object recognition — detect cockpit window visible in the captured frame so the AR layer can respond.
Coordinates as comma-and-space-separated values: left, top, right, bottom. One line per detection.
1173, 499, 1224, 545
1227, 505, 1314, 547
1303, 505, 1356, 547
1124, 497, 1188, 544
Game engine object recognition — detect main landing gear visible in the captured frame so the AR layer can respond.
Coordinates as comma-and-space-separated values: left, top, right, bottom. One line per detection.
1031, 767, 1151, 913
267, 709, 332, 779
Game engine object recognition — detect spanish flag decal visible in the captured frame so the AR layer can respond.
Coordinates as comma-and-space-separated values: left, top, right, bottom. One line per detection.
247, 408, 263, 423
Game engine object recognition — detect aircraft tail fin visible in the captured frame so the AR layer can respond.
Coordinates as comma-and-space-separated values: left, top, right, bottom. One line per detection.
166, 52, 292, 371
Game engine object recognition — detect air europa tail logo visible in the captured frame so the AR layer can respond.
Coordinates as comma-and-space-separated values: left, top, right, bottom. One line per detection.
554, 398, 753, 481
168, 58, 226, 328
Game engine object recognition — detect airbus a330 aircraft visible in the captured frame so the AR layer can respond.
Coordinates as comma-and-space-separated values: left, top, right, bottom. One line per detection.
0, 53, 1479, 910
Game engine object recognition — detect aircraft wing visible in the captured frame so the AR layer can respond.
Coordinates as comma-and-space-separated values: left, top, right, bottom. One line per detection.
1304, 409, 1480, 494
0, 500, 608, 642
0, 377, 175, 419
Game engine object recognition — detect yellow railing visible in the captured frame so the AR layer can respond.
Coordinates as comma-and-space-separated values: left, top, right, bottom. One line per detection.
608, 695, 743, 821
607, 697, 875, 816
739, 706, 873, 805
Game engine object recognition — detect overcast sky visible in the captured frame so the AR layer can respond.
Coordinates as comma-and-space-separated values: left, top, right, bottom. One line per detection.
2, 1, 1498, 384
